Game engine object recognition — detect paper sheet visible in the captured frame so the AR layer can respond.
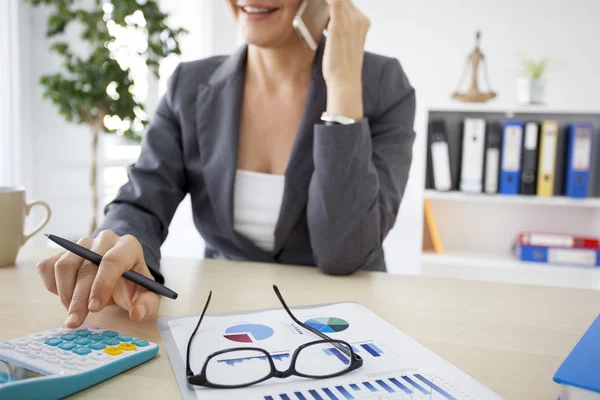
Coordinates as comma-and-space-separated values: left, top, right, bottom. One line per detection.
157, 302, 502, 400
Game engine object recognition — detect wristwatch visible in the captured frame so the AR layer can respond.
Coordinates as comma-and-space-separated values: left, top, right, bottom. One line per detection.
320, 112, 356, 126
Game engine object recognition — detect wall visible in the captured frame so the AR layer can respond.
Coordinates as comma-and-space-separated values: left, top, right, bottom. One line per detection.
353, 0, 600, 273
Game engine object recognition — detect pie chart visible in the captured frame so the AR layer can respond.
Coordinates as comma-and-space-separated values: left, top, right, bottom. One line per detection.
223, 324, 274, 343
304, 317, 349, 333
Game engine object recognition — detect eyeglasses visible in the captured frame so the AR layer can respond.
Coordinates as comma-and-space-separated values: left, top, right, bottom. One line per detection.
186, 285, 363, 389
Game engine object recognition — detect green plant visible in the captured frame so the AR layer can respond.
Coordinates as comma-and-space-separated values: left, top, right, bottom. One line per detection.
522, 57, 547, 79
24, 0, 186, 234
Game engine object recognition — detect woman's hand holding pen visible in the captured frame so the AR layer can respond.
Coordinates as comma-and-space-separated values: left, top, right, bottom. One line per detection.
37, 230, 161, 328
322, 0, 370, 122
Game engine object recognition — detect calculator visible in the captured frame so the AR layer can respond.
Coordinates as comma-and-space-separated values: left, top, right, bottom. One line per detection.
0, 324, 158, 400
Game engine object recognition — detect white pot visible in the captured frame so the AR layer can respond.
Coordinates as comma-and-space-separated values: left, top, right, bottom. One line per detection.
517, 77, 545, 104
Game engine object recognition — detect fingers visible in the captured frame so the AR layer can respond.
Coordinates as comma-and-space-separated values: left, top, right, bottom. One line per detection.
89, 234, 144, 313
130, 288, 160, 322
54, 238, 93, 309
36, 251, 64, 295
65, 232, 117, 328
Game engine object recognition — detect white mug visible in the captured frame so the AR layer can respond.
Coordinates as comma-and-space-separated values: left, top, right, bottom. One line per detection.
0, 187, 51, 266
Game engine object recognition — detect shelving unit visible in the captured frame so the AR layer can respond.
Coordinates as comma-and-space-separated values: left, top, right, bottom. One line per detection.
421, 106, 600, 272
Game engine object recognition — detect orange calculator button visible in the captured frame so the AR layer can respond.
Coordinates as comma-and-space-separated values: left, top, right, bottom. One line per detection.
118, 343, 136, 351
104, 347, 122, 356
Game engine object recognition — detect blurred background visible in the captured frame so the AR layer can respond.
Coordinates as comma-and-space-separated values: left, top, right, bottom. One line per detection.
2, 0, 600, 287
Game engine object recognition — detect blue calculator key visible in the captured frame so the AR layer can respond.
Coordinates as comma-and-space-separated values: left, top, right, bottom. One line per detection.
117, 335, 133, 342
89, 342, 106, 350
88, 334, 103, 341
61, 334, 77, 341
58, 342, 77, 351
72, 346, 92, 356
132, 339, 149, 347
101, 331, 118, 337
45, 338, 63, 346
74, 338, 91, 346
74, 330, 91, 336
102, 338, 120, 346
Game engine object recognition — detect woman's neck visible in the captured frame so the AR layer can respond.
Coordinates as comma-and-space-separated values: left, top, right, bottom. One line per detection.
246, 41, 316, 93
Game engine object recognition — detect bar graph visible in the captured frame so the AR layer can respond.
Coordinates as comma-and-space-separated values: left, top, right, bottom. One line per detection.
217, 352, 289, 366
262, 373, 459, 400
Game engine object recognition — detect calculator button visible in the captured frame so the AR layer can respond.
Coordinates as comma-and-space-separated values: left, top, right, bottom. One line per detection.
16, 347, 30, 355
60, 361, 79, 371
28, 351, 44, 359
74, 358, 92, 366
74, 338, 91, 346
89, 353, 106, 361
58, 352, 75, 361
118, 343, 136, 351
43, 355, 59, 363
74, 330, 91, 336
101, 331, 118, 337
104, 347, 123, 356
102, 338, 120, 346
42, 347, 59, 355
61, 334, 77, 341
88, 334, 104, 341
89, 342, 106, 351
87, 327, 103, 334
117, 335, 133, 342
0, 342, 15, 350
44, 329, 61, 335
16, 338, 32, 346
29, 333, 46, 341
58, 342, 77, 351
45, 338, 63, 346
132, 339, 149, 347
73, 347, 92, 356
30, 341, 44, 349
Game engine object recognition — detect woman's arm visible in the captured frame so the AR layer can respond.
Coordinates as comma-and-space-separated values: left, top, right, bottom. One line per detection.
94, 65, 187, 284
307, 0, 416, 274
308, 59, 416, 275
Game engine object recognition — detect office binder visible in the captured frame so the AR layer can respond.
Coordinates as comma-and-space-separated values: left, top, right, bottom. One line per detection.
554, 314, 600, 399
554, 126, 568, 196
459, 117, 486, 193
428, 120, 452, 191
520, 122, 539, 195
517, 245, 600, 267
518, 232, 600, 249
499, 121, 524, 195
565, 122, 594, 198
536, 121, 559, 197
483, 122, 502, 194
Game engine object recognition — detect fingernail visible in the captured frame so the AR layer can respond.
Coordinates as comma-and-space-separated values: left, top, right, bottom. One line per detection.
139, 303, 147, 320
88, 298, 101, 312
66, 313, 78, 327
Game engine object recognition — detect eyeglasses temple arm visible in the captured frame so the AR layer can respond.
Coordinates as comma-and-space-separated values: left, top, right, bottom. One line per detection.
186, 291, 212, 377
272, 285, 353, 358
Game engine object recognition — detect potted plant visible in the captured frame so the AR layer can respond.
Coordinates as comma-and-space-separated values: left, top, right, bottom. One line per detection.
517, 57, 547, 105
25, 0, 186, 234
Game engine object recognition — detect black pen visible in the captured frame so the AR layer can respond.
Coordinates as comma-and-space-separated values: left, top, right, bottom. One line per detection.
45, 234, 178, 300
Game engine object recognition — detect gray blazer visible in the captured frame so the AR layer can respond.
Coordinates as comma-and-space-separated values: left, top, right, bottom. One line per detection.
96, 39, 416, 284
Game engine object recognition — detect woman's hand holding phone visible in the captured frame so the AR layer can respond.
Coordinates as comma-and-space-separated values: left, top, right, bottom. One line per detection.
322, 0, 370, 122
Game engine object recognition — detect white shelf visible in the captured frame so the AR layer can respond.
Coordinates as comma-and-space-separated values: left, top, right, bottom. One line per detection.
424, 189, 600, 208
427, 103, 600, 115
420, 252, 600, 290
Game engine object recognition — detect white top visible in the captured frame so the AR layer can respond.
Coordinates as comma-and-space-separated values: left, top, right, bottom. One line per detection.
233, 169, 285, 252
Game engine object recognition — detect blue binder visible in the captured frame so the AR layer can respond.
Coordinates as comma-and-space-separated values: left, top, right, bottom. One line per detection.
554, 314, 600, 396
499, 121, 524, 194
565, 122, 594, 198
517, 245, 600, 267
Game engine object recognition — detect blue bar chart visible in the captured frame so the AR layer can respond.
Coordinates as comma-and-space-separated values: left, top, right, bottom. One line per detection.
262, 373, 459, 400
217, 352, 289, 366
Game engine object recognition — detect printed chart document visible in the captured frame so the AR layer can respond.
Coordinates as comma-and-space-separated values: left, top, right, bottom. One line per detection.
157, 302, 502, 400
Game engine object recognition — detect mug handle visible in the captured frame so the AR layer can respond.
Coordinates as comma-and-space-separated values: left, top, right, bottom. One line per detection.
22, 200, 52, 245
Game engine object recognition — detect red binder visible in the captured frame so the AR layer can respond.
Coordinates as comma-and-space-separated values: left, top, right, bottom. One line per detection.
518, 232, 600, 249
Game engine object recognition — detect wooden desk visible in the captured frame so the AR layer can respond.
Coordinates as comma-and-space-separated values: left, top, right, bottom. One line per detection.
1, 246, 599, 399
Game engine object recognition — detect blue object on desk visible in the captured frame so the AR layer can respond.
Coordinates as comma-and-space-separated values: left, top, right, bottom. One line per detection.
554, 314, 600, 395
0, 324, 158, 400
517, 245, 600, 267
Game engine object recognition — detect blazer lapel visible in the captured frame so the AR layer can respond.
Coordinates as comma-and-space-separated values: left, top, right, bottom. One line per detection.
196, 45, 276, 262
273, 39, 327, 256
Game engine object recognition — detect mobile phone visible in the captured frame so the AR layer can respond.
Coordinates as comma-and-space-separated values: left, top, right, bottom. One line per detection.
292, 0, 330, 51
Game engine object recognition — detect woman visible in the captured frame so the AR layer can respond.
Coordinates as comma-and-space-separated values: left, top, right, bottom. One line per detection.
37, 0, 416, 328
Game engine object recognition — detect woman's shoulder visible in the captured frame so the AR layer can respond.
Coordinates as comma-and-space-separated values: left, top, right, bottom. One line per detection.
362, 51, 413, 91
